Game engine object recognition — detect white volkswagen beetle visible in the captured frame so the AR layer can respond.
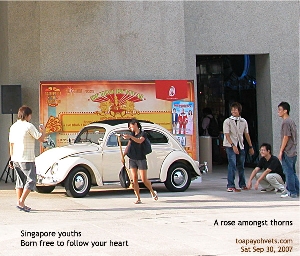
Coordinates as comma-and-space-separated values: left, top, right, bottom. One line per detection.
35, 119, 207, 197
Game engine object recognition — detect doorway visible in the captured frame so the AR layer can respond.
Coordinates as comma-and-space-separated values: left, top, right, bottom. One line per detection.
196, 55, 259, 166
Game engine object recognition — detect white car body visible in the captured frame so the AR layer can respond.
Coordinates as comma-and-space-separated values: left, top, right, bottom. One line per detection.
35, 119, 207, 197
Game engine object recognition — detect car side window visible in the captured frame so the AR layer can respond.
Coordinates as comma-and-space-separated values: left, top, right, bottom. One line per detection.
106, 130, 131, 147
144, 130, 168, 144
106, 134, 118, 147
75, 127, 106, 144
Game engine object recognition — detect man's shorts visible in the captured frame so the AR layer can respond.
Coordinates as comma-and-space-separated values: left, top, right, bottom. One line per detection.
14, 162, 37, 191
129, 159, 148, 170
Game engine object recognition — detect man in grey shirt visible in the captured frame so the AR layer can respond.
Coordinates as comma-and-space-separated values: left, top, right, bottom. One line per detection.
278, 102, 299, 198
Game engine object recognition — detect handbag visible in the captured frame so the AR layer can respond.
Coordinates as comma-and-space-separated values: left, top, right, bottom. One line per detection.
142, 137, 152, 155
119, 166, 130, 188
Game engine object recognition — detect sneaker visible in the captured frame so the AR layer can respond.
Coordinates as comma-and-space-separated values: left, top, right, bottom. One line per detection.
290, 194, 299, 198
241, 187, 249, 190
280, 192, 289, 198
260, 188, 275, 193
227, 188, 241, 192
276, 189, 285, 194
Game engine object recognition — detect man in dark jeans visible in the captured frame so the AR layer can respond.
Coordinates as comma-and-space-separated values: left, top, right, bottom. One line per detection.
277, 101, 299, 198
223, 102, 254, 192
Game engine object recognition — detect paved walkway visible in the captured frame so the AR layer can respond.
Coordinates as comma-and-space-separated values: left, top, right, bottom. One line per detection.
0, 165, 299, 256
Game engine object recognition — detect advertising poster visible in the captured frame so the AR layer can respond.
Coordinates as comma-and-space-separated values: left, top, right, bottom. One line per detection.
171, 101, 194, 147
39, 80, 196, 158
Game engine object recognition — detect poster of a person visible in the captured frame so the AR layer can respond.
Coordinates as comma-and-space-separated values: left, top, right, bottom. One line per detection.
186, 110, 194, 135
171, 108, 179, 134
178, 108, 188, 134
171, 101, 194, 135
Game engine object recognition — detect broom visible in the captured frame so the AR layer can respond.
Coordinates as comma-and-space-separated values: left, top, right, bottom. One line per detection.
116, 134, 133, 189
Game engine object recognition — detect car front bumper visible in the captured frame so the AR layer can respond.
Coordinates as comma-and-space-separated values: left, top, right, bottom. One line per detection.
199, 161, 208, 174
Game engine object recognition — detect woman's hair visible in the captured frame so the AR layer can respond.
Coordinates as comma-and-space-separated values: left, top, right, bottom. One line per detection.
18, 105, 32, 120
128, 118, 142, 130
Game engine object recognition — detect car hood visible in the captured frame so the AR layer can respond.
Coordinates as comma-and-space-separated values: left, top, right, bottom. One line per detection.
36, 143, 100, 172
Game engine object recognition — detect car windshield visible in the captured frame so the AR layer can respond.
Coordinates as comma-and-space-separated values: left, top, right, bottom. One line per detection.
74, 127, 106, 145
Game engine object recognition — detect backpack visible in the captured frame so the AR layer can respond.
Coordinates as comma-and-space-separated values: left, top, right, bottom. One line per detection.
207, 116, 219, 137
142, 138, 152, 155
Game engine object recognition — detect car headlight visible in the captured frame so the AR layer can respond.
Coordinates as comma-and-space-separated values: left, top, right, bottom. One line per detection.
50, 163, 59, 175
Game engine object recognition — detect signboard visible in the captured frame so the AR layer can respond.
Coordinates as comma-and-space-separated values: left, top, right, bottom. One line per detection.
40, 80, 196, 158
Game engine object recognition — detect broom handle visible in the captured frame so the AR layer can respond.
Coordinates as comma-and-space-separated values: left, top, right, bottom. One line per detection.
117, 135, 125, 163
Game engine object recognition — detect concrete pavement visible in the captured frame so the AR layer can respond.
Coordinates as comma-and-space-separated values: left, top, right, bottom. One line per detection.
0, 166, 299, 256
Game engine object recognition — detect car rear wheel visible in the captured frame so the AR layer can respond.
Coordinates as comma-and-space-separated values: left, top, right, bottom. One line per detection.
36, 186, 55, 194
164, 163, 191, 192
65, 167, 91, 198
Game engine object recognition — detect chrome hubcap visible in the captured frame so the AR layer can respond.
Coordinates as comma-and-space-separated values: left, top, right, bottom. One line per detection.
73, 172, 88, 193
172, 168, 188, 188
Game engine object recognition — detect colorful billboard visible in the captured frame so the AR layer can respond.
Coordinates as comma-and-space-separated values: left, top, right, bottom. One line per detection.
40, 80, 196, 158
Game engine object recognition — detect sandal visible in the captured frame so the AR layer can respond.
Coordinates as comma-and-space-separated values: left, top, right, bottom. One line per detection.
24, 206, 31, 211
152, 191, 158, 201
134, 200, 142, 204
16, 205, 30, 212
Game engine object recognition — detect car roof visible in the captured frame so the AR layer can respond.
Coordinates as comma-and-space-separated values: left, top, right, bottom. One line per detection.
90, 119, 154, 126
85, 119, 169, 135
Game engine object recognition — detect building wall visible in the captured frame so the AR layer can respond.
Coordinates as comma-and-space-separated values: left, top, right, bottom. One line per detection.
0, 1, 8, 84
39, 1, 186, 81
0, 1, 10, 168
183, 1, 299, 156
0, 1, 299, 173
256, 54, 272, 146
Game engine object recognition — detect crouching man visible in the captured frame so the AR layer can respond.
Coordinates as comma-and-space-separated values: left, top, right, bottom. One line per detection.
247, 143, 286, 193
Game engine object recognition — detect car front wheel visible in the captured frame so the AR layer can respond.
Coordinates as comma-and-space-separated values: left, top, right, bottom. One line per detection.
65, 167, 91, 198
36, 186, 55, 194
164, 163, 191, 192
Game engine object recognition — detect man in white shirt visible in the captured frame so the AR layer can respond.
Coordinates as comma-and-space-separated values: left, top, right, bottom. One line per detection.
9, 105, 45, 212
223, 102, 254, 192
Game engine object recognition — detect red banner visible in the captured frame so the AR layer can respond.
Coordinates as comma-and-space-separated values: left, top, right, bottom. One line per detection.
155, 80, 188, 101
